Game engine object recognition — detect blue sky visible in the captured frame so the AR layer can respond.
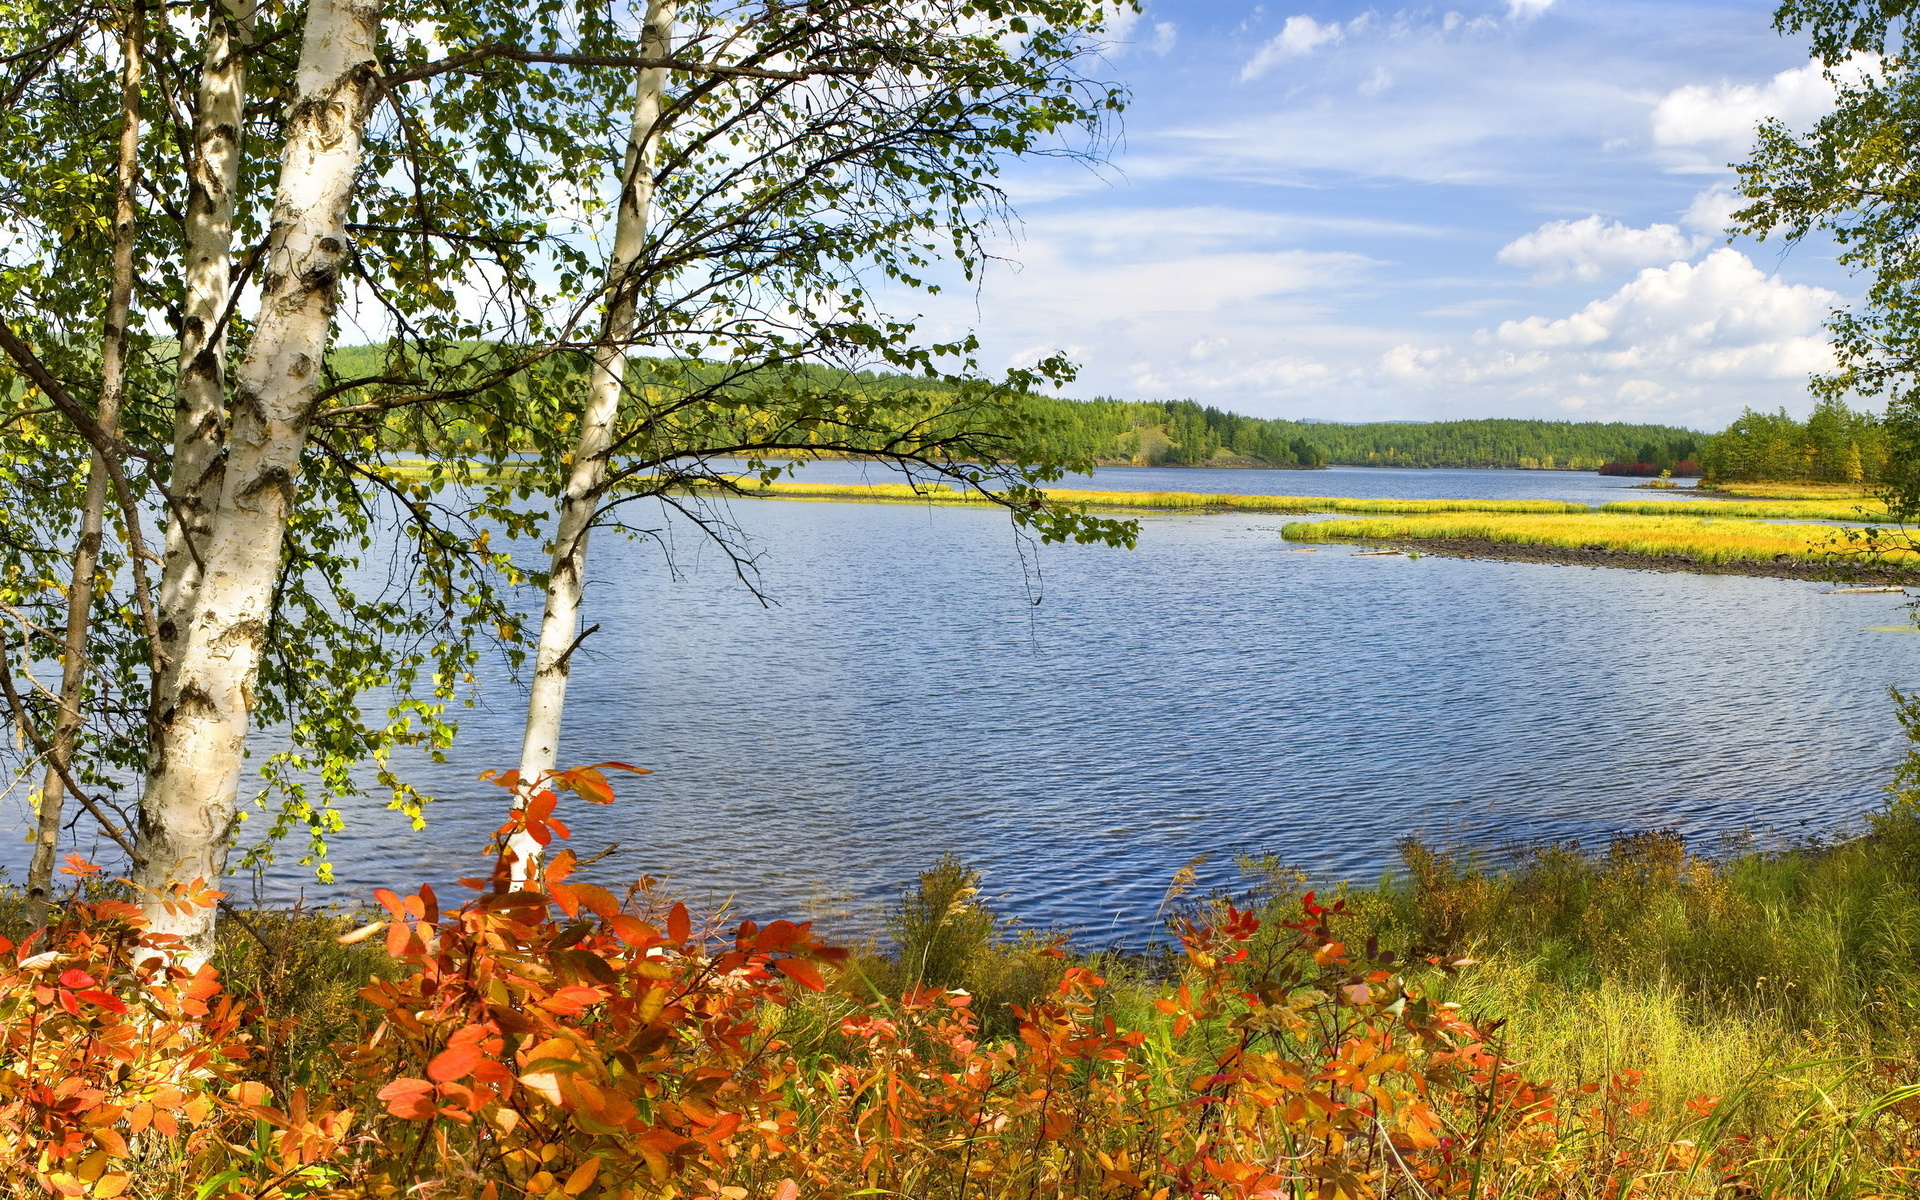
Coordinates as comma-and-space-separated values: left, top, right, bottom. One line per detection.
909, 0, 1858, 430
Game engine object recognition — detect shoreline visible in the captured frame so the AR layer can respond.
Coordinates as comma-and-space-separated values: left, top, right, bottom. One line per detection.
1345, 535, 1920, 582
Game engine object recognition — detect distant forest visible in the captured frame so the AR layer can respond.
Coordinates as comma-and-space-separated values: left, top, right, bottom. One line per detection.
1014, 396, 1702, 472
341, 346, 1876, 476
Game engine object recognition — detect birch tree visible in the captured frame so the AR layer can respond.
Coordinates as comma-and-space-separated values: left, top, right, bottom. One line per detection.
0, 0, 1138, 951
484, 1, 1137, 879
129, 0, 388, 950
509, 0, 677, 877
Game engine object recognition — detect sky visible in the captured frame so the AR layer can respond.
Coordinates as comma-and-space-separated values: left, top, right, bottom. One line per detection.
901, 0, 1859, 430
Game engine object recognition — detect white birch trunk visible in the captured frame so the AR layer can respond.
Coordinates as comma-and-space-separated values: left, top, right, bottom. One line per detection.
25, 2, 146, 925
510, 0, 676, 879
158, 0, 253, 702
134, 0, 385, 958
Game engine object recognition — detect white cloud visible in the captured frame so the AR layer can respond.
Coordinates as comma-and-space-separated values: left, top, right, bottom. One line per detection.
1359, 66, 1393, 95
1651, 61, 1842, 171
1507, 0, 1553, 19
1682, 186, 1743, 237
1150, 21, 1178, 55
1103, 1, 1143, 42
1241, 15, 1345, 81
1496, 215, 1706, 283
1380, 249, 1838, 419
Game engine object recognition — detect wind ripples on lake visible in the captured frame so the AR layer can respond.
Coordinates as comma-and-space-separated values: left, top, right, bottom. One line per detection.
5, 468, 1909, 944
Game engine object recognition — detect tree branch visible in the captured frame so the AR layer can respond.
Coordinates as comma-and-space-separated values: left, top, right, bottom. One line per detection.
0, 639, 141, 864
382, 43, 870, 88
0, 319, 168, 683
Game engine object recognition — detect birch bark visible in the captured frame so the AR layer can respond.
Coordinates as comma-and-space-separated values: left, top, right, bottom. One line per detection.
509, 0, 676, 878
134, 0, 385, 956
24, 1, 145, 926
157, 0, 254, 709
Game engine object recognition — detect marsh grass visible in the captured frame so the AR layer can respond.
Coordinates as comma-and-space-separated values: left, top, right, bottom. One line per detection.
1604, 497, 1896, 521
1281, 511, 1915, 564
724, 478, 1594, 514
1701, 481, 1880, 500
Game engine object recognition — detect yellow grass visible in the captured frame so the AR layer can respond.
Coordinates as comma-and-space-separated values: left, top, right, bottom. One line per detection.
1602, 498, 1894, 521
720, 479, 1592, 514
1279, 512, 1919, 565
1699, 481, 1877, 500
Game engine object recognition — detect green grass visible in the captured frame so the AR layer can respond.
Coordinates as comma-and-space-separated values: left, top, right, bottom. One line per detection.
1282, 511, 1914, 565
1303, 810, 1920, 1126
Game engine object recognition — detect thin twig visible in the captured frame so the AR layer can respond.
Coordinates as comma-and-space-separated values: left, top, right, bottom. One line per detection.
0, 319, 168, 687
0, 640, 141, 862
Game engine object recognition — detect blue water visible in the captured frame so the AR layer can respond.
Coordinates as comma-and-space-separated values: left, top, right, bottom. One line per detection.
7, 468, 1910, 942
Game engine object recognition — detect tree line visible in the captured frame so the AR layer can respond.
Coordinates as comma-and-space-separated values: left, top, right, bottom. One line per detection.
999, 398, 1704, 472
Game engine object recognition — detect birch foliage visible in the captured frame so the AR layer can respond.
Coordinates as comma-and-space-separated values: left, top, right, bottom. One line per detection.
1738, 1, 1920, 513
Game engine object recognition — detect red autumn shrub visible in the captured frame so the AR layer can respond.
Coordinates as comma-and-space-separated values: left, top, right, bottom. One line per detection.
0, 860, 250, 1198
0, 766, 1790, 1199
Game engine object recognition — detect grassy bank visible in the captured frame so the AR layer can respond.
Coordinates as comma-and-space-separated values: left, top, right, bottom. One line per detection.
1604, 497, 1895, 521
1281, 511, 1917, 570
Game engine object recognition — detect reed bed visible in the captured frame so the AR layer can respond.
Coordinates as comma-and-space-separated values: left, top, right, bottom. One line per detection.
1604, 497, 1895, 521
1700, 481, 1879, 500
726, 478, 1592, 514
1280, 512, 1917, 564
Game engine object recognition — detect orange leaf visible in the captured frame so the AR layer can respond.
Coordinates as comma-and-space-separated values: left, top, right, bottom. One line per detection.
558, 768, 615, 805
586, 760, 652, 776
59, 854, 102, 877
569, 883, 620, 919
668, 903, 691, 944
545, 848, 579, 888
539, 985, 605, 1016
564, 1156, 603, 1195
75, 989, 128, 1014
774, 958, 826, 991
429, 1027, 492, 1083
377, 1079, 438, 1121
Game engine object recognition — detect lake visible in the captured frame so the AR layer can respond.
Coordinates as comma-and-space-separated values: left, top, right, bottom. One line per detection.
6, 466, 1911, 942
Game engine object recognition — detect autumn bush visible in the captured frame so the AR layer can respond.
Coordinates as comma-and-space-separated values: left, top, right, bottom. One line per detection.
3, 767, 1919, 1198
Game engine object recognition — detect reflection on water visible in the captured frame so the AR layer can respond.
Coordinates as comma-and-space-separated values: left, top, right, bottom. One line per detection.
3, 468, 1909, 943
